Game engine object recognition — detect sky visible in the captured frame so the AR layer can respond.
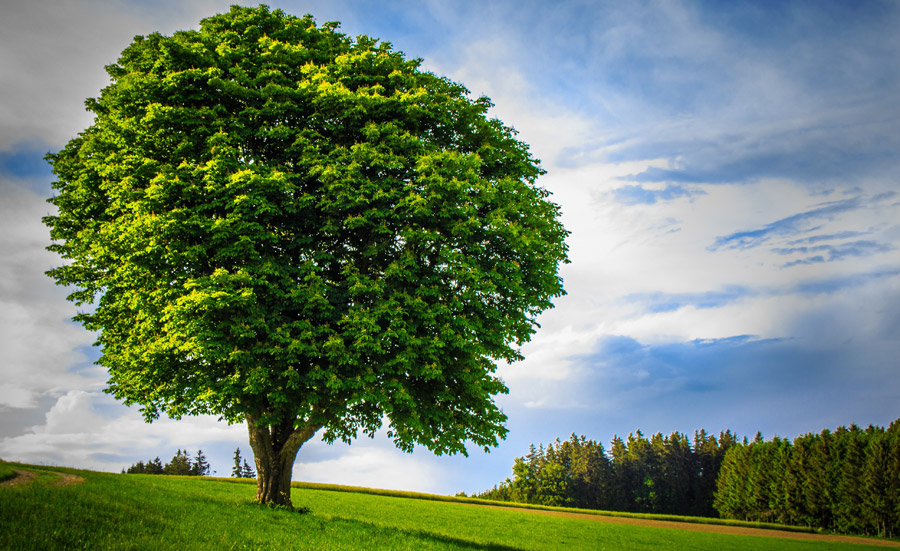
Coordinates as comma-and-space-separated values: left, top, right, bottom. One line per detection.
1, 0, 899, 496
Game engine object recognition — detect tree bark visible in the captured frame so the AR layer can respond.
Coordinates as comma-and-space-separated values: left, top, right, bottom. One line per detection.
246, 413, 320, 508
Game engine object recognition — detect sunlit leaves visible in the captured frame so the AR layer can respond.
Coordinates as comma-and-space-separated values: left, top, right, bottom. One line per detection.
45, 5, 568, 457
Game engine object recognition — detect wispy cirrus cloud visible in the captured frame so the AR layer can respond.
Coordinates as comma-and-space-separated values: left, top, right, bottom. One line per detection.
621, 268, 900, 315
609, 183, 703, 205
710, 197, 863, 250
785, 230, 873, 246
623, 287, 752, 313
777, 240, 894, 267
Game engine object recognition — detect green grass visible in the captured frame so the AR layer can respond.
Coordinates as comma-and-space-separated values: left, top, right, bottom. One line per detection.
0, 459, 17, 482
0, 462, 894, 551
281, 479, 818, 534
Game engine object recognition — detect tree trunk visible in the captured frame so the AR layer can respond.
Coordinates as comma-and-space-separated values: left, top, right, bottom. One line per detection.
246, 414, 320, 508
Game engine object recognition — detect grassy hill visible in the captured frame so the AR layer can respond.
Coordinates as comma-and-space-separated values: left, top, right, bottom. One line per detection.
1, 462, 896, 550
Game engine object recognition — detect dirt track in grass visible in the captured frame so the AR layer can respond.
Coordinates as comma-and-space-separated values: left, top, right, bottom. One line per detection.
0, 469, 84, 488
478, 504, 900, 547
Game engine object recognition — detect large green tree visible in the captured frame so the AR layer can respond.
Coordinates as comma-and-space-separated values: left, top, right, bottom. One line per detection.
44, 5, 568, 507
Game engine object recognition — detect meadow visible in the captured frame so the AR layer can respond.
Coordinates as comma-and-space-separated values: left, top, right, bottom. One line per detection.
1, 462, 896, 551
0, 460, 17, 482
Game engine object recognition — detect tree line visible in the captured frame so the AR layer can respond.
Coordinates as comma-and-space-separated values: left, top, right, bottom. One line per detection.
474, 420, 900, 539
124, 449, 210, 476
473, 430, 737, 517
123, 447, 257, 479
715, 421, 900, 538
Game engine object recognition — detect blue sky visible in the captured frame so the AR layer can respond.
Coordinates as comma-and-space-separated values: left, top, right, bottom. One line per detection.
1, 0, 898, 495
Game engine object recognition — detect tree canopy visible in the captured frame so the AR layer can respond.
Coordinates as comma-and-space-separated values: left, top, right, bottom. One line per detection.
44, 5, 568, 505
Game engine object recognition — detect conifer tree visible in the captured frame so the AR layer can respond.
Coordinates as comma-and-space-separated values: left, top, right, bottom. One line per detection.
147, 457, 165, 475
125, 460, 146, 474
232, 448, 244, 478
165, 449, 194, 475
242, 459, 256, 479
192, 449, 210, 476
864, 430, 893, 537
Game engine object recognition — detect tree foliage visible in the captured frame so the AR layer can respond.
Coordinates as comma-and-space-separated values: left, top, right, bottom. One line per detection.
232, 447, 256, 479
478, 421, 900, 540
124, 449, 209, 476
714, 420, 900, 538
45, 5, 568, 507
475, 430, 736, 517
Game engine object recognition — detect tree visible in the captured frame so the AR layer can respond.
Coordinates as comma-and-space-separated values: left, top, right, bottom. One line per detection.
242, 459, 256, 479
232, 448, 245, 479
44, 6, 568, 508
864, 430, 894, 537
164, 449, 193, 475
147, 457, 165, 475
125, 460, 146, 474
193, 449, 210, 476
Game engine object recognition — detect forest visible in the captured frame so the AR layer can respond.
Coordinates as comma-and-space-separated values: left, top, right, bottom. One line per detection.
715, 421, 900, 538
473, 430, 737, 517
475, 420, 900, 538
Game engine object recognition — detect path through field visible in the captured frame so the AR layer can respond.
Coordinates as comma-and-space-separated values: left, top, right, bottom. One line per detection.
479, 504, 900, 547
0, 469, 84, 488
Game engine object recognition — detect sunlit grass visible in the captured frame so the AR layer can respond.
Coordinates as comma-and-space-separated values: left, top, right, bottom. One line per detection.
0, 463, 893, 550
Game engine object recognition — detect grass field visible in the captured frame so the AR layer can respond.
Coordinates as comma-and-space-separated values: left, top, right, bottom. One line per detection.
1, 462, 895, 550
0, 460, 17, 482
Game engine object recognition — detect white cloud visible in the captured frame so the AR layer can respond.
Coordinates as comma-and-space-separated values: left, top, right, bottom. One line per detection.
0, 0, 238, 150
0, 180, 100, 409
38, 390, 105, 434
0, 389, 245, 472
295, 441, 449, 494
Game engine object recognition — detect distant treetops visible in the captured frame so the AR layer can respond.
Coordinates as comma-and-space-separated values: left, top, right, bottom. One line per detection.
124, 449, 210, 476
473, 430, 736, 518
714, 421, 900, 538
475, 419, 900, 540
123, 448, 260, 479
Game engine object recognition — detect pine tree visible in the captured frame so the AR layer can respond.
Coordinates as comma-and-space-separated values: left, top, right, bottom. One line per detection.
627, 431, 657, 513
886, 424, 900, 539
609, 435, 631, 511
147, 457, 165, 475
242, 459, 256, 479
232, 448, 244, 478
805, 430, 835, 530
193, 449, 210, 476
567, 434, 612, 510
714, 444, 750, 520
165, 449, 194, 475
125, 460, 146, 474
767, 437, 793, 525
864, 430, 892, 537
835, 425, 866, 534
